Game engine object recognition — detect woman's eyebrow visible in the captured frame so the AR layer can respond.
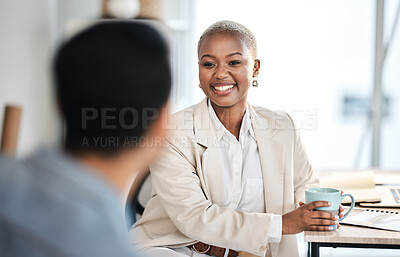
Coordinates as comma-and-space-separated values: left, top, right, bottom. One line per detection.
201, 52, 242, 60
227, 52, 242, 57
200, 54, 214, 60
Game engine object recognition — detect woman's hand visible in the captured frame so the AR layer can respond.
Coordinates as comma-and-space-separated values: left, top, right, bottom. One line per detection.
298, 201, 345, 229
282, 201, 339, 234
337, 204, 345, 228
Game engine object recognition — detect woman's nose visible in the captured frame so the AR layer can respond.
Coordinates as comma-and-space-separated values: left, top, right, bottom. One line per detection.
215, 65, 228, 79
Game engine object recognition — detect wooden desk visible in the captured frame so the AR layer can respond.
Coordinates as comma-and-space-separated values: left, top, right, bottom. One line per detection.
304, 209, 400, 257
305, 224, 400, 257
305, 170, 400, 256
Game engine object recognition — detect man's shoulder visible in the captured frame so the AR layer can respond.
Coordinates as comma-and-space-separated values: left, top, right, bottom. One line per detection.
0, 155, 29, 192
0, 154, 23, 172
0, 152, 137, 257
0, 152, 110, 229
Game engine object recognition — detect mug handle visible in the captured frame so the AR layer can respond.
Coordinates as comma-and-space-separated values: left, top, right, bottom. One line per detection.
339, 193, 355, 221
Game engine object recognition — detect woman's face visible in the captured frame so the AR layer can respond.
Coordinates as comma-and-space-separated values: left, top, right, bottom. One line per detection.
198, 32, 259, 109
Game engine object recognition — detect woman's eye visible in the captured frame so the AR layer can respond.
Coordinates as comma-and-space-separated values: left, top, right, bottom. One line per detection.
202, 62, 215, 67
229, 61, 241, 65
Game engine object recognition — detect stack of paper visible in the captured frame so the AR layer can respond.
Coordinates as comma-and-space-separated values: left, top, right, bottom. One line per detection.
341, 209, 400, 232
319, 170, 381, 204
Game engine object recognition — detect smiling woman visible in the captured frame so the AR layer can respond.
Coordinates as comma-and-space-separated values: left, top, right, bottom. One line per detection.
197, 22, 260, 138
130, 21, 342, 257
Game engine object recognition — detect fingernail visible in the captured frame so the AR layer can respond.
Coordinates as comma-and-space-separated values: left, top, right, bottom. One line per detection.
328, 202, 332, 206
335, 215, 339, 220
328, 226, 333, 230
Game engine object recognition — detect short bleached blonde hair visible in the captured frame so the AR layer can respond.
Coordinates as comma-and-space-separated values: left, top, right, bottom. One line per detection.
197, 20, 257, 59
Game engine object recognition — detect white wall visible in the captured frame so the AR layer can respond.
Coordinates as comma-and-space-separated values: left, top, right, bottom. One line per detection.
193, 0, 400, 170
3, 0, 397, 168
0, 0, 56, 157
0, 0, 102, 157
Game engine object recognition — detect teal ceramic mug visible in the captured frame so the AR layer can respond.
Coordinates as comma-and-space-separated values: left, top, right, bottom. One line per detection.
305, 187, 355, 230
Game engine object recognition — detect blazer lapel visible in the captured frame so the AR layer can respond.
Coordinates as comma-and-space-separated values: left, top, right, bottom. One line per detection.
201, 147, 224, 205
249, 105, 284, 215
192, 100, 285, 213
193, 98, 224, 205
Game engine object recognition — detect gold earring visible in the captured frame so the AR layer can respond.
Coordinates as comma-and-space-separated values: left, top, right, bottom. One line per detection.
252, 76, 258, 87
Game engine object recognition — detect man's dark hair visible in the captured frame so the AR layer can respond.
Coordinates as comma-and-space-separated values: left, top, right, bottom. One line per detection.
53, 21, 171, 155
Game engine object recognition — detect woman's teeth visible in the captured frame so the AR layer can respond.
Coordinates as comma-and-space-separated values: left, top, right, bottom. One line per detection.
214, 85, 234, 91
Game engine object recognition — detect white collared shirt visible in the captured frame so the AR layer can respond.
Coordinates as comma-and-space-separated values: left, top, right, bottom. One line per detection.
207, 99, 282, 244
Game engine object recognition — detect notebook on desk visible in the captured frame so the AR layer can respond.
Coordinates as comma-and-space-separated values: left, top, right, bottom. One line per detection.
319, 170, 381, 204
341, 208, 400, 232
359, 186, 400, 208
319, 170, 400, 207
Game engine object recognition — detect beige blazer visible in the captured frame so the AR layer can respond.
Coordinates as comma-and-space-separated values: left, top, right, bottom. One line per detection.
131, 98, 319, 257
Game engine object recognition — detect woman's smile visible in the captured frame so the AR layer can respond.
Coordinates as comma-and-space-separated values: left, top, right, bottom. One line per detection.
198, 32, 259, 109
211, 82, 236, 95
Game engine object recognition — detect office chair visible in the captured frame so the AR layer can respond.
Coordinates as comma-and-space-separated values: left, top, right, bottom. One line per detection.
125, 169, 152, 229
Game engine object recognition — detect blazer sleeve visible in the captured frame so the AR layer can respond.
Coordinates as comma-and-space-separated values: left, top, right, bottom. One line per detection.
149, 137, 273, 256
287, 114, 320, 206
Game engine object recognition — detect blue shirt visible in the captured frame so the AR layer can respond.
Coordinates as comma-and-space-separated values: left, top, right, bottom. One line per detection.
0, 148, 137, 257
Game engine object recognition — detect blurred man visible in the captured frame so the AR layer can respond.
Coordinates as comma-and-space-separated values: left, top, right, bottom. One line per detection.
0, 21, 171, 257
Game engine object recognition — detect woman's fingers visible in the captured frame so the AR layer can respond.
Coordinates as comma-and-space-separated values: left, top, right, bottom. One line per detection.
309, 218, 339, 226
303, 201, 332, 210
306, 208, 340, 230
283, 202, 342, 234
306, 216, 339, 231
310, 210, 337, 220
308, 225, 334, 231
